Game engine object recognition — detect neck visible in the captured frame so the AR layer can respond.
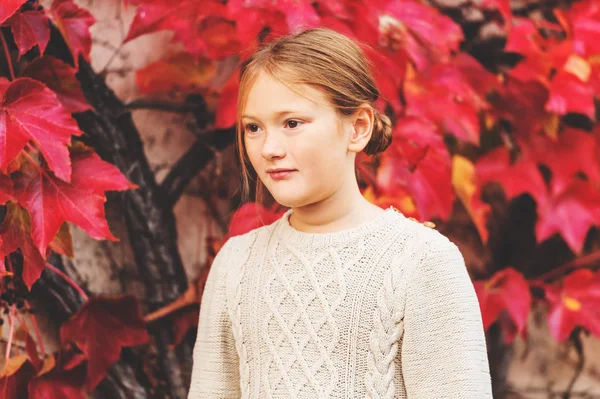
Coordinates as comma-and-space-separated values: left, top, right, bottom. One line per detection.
288, 178, 383, 234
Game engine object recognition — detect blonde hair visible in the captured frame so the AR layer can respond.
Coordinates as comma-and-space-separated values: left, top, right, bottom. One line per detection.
235, 27, 393, 203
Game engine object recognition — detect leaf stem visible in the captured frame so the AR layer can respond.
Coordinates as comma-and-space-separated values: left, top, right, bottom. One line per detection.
0, 31, 15, 81
533, 250, 600, 283
45, 262, 89, 302
4, 305, 16, 365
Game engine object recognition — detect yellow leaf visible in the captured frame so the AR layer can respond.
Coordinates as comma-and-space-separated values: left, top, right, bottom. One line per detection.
564, 54, 591, 82
452, 155, 477, 201
543, 114, 560, 141
397, 195, 417, 215
452, 155, 490, 243
36, 355, 56, 377
1, 355, 28, 377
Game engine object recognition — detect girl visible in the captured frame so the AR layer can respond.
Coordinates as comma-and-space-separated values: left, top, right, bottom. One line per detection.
188, 27, 493, 398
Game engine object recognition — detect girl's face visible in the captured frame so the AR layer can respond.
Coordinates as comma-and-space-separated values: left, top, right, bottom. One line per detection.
241, 71, 355, 208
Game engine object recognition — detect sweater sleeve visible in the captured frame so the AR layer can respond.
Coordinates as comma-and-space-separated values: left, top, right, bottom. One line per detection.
401, 235, 493, 398
188, 238, 241, 398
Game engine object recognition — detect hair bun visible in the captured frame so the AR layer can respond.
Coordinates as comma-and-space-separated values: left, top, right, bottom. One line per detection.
364, 109, 393, 155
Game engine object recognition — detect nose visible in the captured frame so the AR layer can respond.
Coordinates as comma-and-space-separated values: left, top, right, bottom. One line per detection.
261, 130, 286, 160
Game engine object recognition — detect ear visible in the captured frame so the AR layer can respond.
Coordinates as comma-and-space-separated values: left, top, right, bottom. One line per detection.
347, 104, 374, 153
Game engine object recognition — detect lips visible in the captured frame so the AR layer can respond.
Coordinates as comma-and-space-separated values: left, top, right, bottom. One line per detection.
267, 168, 296, 180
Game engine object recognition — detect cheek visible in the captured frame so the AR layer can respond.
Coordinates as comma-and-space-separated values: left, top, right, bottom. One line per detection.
295, 135, 345, 176
244, 139, 262, 168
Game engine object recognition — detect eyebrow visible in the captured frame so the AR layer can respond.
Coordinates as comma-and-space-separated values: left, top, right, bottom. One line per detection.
241, 110, 303, 120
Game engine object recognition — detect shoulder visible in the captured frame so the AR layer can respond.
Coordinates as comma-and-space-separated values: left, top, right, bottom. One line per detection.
389, 211, 459, 257
397, 220, 469, 300
388, 215, 466, 283
407, 218, 460, 255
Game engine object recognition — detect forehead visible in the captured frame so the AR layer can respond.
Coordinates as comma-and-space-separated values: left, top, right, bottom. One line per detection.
242, 71, 330, 118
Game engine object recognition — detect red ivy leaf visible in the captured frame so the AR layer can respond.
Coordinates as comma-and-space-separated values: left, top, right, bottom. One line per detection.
135, 52, 216, 95
68, 149, 138, 195
226, 0, 318, 35
362, 45, 406, 115
560, 0, 600, 57
60, 348, 86, 372
0, 0, 25, 25
125, 0, 233, 59
214, 70, 239, 129
589, 59, 600, 95
404, 63, 484, 145
277, 0, 320, 31
476, 145, 547, 204
525, 128, 600, 194
225, 2, 279, 50
545, 69, 595, 119
21, 56, 92, 113
3, 10, 50, 59
227, 202, 285, 237
0, 355, 36, 399
170, 305, 200, 348
504, 18, 545, 54
28, 366, 87, 399
383, 0, 463, 68
377, 116, 454, 221
47, 0, 95, 68
0, 77, 82, 182
477, 142, 600, 253
14, 149, 134, 256
60, 295, 150, 391
314, 0, 352, 21
175, 16, 242, 60
492, 79, 550, 137
544, 268, 600, 342
0, 202, 45, 290
124, 1, 186, 43
473, 267, 531, 344
28, 351, 87, 399
504, 18, 552, 84
536, 179, 600, 255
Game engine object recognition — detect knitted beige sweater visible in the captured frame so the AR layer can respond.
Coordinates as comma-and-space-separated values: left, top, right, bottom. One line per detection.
188, 206, 493, 398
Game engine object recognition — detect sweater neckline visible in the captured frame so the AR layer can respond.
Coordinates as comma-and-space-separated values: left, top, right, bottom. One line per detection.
277, 206, 404, 248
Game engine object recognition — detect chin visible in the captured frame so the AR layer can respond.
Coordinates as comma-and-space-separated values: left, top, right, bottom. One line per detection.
271, 196, 301, 208
269, 191, 311, 209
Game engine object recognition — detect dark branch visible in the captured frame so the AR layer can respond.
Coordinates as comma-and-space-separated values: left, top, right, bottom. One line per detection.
124, 99, 205, 113
159, 127, 235, 208
564, 328, 586, 399
74, 57, 194, 399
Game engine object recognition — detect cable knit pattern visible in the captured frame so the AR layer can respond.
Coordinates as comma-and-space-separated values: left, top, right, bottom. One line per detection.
365, 229, 420, 399
225, 233, 257, 398
262, 243, 347, 397
188, 206, 493, 398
